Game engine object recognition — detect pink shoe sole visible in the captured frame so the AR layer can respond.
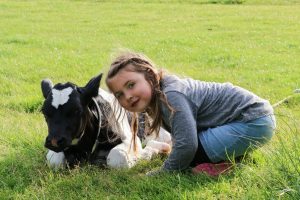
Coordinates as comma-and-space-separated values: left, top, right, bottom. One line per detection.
192, 162, 233, 176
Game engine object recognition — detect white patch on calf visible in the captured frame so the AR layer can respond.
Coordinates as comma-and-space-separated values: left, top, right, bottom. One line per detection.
98, 88, 132, 142
107, 143, 134, 168
141, 146, 159, 160
98, 88, 115, 103
46, 150, 66, 169
143, 127, 172, 146
146, 140, 171, 153
51, 87, 73, 109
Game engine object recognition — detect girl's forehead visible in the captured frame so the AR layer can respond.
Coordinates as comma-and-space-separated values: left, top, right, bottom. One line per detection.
107, 70, 137, 89
114, 65, 144, 79
118, 67, 140, 77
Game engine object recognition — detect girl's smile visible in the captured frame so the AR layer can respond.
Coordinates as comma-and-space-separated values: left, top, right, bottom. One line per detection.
107, 66, 153, 113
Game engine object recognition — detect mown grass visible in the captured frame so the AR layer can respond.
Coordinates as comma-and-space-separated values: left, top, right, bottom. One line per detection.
0, 0, 300, 199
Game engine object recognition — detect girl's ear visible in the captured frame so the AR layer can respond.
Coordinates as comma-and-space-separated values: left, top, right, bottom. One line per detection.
41, 79, 53, 99
80, 73, 103, 104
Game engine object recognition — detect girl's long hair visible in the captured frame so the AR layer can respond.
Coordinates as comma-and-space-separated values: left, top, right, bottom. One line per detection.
106, 51, 174, 152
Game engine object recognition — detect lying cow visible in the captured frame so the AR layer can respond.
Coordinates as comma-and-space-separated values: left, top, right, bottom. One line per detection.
41, 73, 171, 169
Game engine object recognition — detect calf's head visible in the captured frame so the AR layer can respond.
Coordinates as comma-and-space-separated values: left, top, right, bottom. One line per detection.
41, 74, 102, 152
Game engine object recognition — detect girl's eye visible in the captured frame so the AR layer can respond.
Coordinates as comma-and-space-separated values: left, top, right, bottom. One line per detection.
128, 82, 135, 89
115, 92, 123, 99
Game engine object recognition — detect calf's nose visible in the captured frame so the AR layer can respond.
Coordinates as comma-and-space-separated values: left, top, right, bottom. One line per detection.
45, 136, 67, 149
56, 137, 67, 147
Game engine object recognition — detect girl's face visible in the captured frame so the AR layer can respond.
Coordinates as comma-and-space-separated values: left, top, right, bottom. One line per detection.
107, 65, 153, 113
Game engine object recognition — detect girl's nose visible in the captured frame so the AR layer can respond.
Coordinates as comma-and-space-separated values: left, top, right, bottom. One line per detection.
125, 92, 133, 101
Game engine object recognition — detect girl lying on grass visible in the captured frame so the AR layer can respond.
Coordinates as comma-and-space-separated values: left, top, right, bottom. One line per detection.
105, 51, 276, 176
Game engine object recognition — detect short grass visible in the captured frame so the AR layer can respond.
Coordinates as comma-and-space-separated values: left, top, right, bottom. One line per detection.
0, 0, 300, 199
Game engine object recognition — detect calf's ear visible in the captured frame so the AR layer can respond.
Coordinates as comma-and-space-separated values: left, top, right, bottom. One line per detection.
41, 79, 53, 99
81, 73, 102, 103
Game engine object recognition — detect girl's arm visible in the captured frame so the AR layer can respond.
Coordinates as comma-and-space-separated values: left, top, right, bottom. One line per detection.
161, 91, 198, 171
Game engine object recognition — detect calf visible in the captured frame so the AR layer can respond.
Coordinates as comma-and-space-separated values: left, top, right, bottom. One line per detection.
41, 73, 171, 169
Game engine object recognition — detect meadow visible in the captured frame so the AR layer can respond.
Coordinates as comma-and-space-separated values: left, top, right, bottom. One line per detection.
0, 0, 300, 199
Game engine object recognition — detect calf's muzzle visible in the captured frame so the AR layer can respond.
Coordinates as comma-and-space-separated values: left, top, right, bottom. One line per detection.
45, 136, 68, 152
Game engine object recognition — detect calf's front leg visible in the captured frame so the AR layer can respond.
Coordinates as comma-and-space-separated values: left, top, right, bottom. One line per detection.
46, 150, 66, 169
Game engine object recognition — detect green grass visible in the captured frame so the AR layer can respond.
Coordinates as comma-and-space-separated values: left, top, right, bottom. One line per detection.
0, 0, 300, 199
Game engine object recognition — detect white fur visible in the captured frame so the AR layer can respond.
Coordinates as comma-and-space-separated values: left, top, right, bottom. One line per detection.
99, 88, 131, 141
100, 88, 172, 168
46, 89, 172, 169
146, 140, 170, 152
143, 127, 172, 145
106, 126, 171, 169
46, 150, 66, 169
51, 87, 73, 109
107, 143, 136, 168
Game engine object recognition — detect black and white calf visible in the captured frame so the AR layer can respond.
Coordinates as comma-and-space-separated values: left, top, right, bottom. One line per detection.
41, 73, 171, 169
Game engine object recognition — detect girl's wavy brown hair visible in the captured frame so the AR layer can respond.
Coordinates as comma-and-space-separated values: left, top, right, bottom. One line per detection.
106, 51, 174, 152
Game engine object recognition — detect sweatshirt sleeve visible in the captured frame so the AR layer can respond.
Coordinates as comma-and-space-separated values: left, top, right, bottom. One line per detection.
161, 91, 198, 171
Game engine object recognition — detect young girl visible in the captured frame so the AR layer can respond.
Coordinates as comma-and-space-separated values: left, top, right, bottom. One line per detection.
105, 51, 276, 175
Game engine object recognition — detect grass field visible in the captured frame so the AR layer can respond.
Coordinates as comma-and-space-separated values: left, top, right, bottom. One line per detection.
0, 0, 300, 199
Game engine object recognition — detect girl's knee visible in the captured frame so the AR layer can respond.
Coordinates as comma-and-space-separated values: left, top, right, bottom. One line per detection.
258, 115, 276, 143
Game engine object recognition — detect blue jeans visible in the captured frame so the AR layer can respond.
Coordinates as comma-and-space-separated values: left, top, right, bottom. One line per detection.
199, 115, 276, 163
